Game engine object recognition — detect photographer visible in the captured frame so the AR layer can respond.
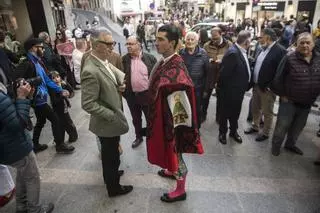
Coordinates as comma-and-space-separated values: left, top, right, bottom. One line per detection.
15, 38, 74, 154
0, 71, 54, 212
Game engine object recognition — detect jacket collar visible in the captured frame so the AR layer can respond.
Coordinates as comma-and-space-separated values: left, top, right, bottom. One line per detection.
180, 46, 202, 56
209, 38, 228, 48
295, 50, 320, 64
90, 54, 117, 85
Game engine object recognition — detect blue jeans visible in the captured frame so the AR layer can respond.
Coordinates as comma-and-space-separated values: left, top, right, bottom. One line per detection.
272, 101, 310, 149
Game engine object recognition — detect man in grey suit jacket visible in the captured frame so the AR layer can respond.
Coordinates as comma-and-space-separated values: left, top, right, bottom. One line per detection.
81, 29, 133, 197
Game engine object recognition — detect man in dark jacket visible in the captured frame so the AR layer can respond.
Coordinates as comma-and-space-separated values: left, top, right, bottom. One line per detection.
245, 28, 287, 142
15, 38, 75, 154
203, 27, 233, 123
179, 31, 210, 127
0, 70, 54, 213
122, 36, 157, 148
271, 32, 320, 156
218, 30, 252, 144
136, 20, 150, 52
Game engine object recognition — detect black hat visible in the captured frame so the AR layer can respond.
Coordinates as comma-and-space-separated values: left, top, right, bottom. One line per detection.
24, 38, 43, 51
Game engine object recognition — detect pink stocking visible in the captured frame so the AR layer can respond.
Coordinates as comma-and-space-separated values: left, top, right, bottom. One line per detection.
168, 175, 186, 198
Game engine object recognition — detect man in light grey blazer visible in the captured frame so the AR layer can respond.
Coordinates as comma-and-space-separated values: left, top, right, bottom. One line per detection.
81, 29, 133, 197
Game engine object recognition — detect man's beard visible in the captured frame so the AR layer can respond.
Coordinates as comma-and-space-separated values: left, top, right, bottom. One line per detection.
36, 49, 43, 57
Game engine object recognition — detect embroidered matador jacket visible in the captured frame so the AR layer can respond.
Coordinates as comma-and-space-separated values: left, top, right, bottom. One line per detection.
146, 54, 204, 172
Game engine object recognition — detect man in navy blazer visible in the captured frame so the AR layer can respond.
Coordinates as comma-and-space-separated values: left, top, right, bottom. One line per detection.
218, 30, 252, 144
245, 28, 287, 142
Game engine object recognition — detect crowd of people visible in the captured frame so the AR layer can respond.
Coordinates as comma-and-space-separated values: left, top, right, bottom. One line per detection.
1, 12, 320, 212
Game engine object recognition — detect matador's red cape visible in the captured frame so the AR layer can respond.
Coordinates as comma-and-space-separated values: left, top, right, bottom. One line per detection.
146, 54, 204, 172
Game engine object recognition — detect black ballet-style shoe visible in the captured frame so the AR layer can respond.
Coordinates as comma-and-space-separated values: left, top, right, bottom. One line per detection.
157, 169, 176, 180
160, 193, 187, 203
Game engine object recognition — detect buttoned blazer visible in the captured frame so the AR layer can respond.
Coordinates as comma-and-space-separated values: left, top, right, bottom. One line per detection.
218, 44, 251, 93
81, 54, 128, 137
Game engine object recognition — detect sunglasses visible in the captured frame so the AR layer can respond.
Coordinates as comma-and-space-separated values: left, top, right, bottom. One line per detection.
35, 45, 44, 50
98, 40, 117, 46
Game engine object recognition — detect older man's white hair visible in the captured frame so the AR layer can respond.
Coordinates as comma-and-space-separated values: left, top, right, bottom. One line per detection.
185, 31, 199, 41
89, 28, 112, 49
38, 31, 50, 41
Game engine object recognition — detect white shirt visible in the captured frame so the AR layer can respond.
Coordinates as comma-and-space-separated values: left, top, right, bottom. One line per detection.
235, 43, 251, 82
253, 42, 276, 83
91, 53, 117, 83
72, 49, 84, 83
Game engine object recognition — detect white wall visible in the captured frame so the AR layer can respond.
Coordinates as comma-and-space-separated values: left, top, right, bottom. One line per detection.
313, 0, 320, 27
224, 2, 237, 21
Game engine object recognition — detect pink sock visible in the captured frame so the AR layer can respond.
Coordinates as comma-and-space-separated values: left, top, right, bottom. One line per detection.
168, 176, 186, 198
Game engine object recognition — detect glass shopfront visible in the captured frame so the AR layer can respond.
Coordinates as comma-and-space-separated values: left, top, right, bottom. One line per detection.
297, 0, 316, 23
252, 1, 285, 31
236, 3, 246, 21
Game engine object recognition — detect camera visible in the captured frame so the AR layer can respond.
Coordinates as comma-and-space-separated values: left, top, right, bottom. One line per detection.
15, 76, 42, 88
13, 77, 42, 98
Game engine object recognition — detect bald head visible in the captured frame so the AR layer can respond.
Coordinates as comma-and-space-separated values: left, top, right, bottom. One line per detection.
126, 36, 141, 56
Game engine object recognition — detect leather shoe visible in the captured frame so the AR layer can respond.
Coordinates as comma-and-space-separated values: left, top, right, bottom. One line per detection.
255, 134, 269, 142
33, 143, 48, 153
229, 132, 242, 143
314, 161, 320, 166
132, 138, 143, 148
244, 127, 258, 134
56, 143, 75, 154
118, 170, 124, 177
272, 146, 281, 156
219, 134, 227, 144
284, 146, 303, 155
160, 193, 187, 203
108, 185, 133, 197
158, 169, 175, 180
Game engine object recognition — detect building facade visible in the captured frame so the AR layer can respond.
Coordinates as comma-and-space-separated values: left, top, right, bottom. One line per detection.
223, 0, 319, 26
0, 0, 63, 43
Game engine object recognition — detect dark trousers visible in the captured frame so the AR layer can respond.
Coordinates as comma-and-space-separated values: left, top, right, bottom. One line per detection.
126, 93, 148, 139
219, 88, 245, 135
194, 87, 203, 128
33, 103, 63, 145
201, 88, 214, 119
56, 111, 78, 141
139, 36, 149, 50
99, 136, 121, 192
216, 87, 222, 122
272, 101, 310, 149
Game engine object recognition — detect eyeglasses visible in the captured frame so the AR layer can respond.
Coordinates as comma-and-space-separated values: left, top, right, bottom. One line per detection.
34, 45, 44, 50
125, 42, 138, 46
98, 40, 117, 46
56, 33, 62, 36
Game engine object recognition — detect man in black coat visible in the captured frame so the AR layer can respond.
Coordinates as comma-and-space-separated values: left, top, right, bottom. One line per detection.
218, 30, 252, 144
245, 28, 287, 142
122, 36, 157, 148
